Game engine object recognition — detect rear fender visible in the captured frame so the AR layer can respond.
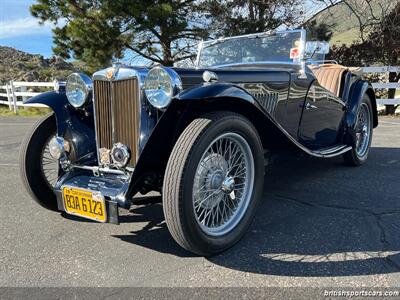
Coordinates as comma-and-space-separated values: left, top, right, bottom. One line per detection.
344, 80, 378, 146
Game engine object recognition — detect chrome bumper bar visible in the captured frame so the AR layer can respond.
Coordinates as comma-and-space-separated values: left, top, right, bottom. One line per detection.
71, 164, 128, 176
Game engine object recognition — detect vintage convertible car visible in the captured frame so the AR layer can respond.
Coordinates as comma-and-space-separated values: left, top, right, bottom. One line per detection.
20, 29, 377, 255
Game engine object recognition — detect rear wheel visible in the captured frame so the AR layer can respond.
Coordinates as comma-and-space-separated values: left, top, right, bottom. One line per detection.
20, 114, 60, 211
162, 112, 264, 256
343, 94, 373, 166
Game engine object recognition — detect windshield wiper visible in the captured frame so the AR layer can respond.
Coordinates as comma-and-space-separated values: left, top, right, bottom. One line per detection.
202, 31, 275, 50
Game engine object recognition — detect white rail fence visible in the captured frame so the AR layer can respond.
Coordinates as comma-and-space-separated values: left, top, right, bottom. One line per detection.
363, 66, 400, 106
0, 66, 399, 114
0, 80, 60, 114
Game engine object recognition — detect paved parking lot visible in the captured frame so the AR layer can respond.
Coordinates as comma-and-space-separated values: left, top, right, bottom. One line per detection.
0, 116, 399, 287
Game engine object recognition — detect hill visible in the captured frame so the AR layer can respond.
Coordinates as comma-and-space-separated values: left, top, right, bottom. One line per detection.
0, 46, 80, 84
310, 0, 397, 45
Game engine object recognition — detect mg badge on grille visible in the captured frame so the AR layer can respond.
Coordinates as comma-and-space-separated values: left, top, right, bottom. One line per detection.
106, 68, 115, 80
99, 148, 111, 165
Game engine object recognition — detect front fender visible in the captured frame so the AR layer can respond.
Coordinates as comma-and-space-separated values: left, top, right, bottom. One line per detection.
26, 91, 96, 164
177, 83, 255, 103
25, 91, 72, 135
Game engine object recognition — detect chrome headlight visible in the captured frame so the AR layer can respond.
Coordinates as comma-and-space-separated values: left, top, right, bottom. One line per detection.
144, 66, 182, 109
65, 73, 93, 107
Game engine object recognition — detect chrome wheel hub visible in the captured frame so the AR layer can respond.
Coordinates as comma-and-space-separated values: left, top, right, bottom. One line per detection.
41, 134, 60, 188
355, 103, 371, 157
192, 133, 254, 236
221, 177, 235, 194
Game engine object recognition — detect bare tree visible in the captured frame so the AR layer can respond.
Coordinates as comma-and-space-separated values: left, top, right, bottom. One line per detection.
329, 2, 400, 114
311, 0, 397, 42
204, 0, 306, 36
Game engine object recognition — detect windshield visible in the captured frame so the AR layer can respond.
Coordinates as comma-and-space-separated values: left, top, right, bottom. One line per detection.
197, 30, 305, 68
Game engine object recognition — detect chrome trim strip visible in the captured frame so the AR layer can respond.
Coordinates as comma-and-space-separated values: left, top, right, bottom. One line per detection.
136, 77, 142, 162
92, 78, 101, 165
195, 40, 203, 68
110, 79, 116, 144
93, 65, 147, 85
298, 29, 307, 79
314, 145, 352, 158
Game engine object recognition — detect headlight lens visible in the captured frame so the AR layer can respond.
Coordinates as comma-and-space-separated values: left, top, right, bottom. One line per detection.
144, 67, 182, 109
65, 73, 92, 107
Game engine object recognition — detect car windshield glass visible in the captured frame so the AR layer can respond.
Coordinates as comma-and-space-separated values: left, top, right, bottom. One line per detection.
197, 31, 303, 68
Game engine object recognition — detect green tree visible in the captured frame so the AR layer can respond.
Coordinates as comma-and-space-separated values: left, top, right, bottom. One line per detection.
30, 0, 209, 71
204, 0, 305, 36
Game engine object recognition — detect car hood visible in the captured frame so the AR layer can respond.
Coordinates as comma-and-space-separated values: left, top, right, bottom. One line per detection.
92, 64, 295, 91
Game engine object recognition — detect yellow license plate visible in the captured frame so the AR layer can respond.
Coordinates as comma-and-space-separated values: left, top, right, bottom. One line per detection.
63, 187, 106, 222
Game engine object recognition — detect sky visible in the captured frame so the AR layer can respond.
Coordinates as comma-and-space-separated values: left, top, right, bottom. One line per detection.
0, 0, 324, 59
0, 0, 54, 57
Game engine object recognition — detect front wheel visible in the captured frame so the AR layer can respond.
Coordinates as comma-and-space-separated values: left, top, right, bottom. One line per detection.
343, 94, 373, 166
20, 114, 60, 211
162, 112, 264, 256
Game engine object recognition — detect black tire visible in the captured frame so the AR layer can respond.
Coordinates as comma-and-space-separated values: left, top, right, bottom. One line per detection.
19, 114, 59, 211
343, 94, 373, 166
162, 112, 264, 256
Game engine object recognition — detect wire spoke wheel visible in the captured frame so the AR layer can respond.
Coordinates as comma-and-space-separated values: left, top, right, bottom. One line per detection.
40, 135, 59, 188
192, 132, 254, 236
355, 103, 371, 157
163, 112, 263, 255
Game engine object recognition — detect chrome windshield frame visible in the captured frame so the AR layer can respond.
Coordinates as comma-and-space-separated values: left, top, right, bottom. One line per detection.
196, 29, 307, 69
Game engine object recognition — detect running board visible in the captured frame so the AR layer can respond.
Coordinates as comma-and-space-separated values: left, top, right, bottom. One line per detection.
310, 144, 352, 158
253, 107, 353, 159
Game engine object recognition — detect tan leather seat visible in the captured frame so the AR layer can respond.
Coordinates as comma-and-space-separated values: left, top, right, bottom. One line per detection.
310, 64, 348, 97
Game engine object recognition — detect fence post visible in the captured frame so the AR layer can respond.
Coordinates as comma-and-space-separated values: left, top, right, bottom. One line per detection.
6, 83, 12, 111
21, 85, 28, 111
53, 79, 58, 91
10, 80, 18, 115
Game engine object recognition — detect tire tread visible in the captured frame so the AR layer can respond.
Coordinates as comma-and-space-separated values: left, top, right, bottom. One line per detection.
19, 114, 58, 211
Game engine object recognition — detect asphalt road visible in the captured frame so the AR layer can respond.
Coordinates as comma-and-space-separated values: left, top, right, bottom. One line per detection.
0, 116, 399, 288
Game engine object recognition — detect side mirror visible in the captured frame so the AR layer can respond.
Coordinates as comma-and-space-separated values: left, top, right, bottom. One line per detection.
305, 41, 330, 56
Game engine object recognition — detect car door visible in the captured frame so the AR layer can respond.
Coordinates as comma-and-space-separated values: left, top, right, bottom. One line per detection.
298, 81, 346, 150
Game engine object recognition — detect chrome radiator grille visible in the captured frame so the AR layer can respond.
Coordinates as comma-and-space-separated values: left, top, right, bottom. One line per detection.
93, 78, 139, 167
